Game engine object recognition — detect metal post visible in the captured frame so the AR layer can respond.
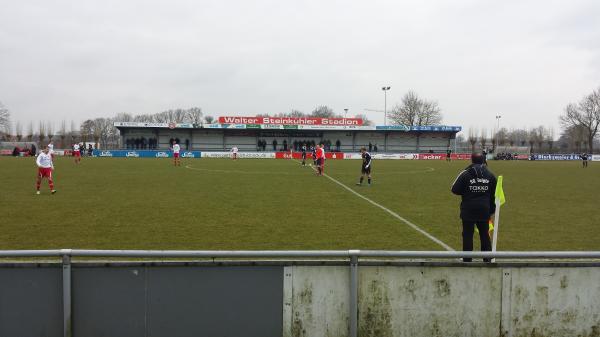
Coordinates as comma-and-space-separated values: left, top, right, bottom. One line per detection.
382, 86, 390, 126
62, 251, 72, 337
349, 250, 359, 337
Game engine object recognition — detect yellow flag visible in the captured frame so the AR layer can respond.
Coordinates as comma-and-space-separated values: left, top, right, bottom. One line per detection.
475, 219, 494, 236
495, 175, 506, 206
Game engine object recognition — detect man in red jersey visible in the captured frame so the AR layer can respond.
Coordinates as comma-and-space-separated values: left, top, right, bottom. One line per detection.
73, 143, 81, 164
36, 146, 57, 195
315, 143, 325, 176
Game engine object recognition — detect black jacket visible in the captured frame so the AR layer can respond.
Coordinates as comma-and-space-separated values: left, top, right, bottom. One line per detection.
451, 164, 497, 221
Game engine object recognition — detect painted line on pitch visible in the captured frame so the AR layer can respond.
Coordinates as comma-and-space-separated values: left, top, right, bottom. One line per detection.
293, 159, 454, 251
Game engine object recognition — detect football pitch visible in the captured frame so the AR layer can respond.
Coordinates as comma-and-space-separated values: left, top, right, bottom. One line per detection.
1, 156, 598, 251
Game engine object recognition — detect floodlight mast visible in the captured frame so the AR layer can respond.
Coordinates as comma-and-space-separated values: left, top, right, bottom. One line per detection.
382, 86, 391, 126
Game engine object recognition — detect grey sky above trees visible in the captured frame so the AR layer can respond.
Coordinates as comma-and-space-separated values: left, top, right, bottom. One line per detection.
1, 0, 599, 136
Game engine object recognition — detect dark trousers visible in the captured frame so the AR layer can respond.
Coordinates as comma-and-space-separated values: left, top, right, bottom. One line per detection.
462, 220, 492, 262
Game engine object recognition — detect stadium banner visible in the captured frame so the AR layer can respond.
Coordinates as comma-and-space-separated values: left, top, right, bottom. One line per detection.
417, 153, 446, 160
373, 153, 418, 160
275, 152, 344, 160
416, 153, 472, 160
202, 152, 276, 159
113, 122, 196, 128
376, 125, 462, 132
593, 155, 600, 161
344, 153, 363, 160
218, 116, 363, 126
92, 150, 202, 158
531, 154, 583, 161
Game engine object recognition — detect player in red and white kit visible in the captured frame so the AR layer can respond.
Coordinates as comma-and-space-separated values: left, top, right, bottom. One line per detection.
47, 141, 55, 160
315, 143, 325, 176
171, 140, 181, 166
36, 146, 56, 195
230, 146, 238, 160
73, 143, 81, 164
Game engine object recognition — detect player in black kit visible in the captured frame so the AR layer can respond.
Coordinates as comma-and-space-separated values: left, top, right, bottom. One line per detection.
356, 147, 372, 186
581, 153, 589, 168
311, 146, 317, 166
301, 144, 307, 166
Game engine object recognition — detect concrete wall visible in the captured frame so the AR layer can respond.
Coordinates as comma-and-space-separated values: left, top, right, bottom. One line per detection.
1, 262, 599, 337
281, 264, 600, 337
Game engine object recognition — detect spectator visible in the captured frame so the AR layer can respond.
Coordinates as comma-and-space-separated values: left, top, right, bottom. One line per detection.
272, 139, 278, 151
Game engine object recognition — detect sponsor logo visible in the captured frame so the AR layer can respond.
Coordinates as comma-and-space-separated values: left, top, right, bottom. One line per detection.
181, 152, 195, 158
99, 151, 113, 157
168, 122, 176, 129
155, 152, 170, 158
419, 154, 443, 160
126, 151, 139, 157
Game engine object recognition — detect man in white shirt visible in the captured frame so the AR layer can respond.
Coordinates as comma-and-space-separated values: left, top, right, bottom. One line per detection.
73, 143, 81, 164
36, 146, 56, 195
171, 140, 181, 166
230, 146, 238, 160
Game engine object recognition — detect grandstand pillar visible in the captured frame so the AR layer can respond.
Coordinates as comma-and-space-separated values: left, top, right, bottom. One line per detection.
384, 132, 388, 152
416, 133, 421, 152
352, 132, 356, 152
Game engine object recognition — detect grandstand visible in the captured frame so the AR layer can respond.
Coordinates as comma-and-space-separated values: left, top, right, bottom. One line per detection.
114, 117, 461, 153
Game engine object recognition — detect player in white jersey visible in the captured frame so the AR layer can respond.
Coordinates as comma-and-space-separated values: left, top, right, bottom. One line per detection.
47, 141, 55, 160
36, 146, 56, 194
230, 146, 238, 160
171, 140, 181, 166
73, 143, 81, 164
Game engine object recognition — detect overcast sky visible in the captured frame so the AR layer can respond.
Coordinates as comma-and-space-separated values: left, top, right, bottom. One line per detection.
1, 0, 599, 137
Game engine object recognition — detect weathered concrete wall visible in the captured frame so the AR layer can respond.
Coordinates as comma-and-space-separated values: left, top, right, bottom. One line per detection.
504, 267, 600, 337
283, 265, 600, 337
358, 266, 502, 337
283, 266, 350, 337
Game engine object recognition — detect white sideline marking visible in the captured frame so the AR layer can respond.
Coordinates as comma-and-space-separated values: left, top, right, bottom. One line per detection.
294, 159, 454, 251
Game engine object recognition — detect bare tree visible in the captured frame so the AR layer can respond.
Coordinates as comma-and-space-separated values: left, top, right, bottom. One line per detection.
388, 91, 443, 126
559, 87, 600, 153
80, 120, 94, 143
354, 114, 373, 126
16, 121, 22, 141
468, 128, 478, 152
27, 121, 34, 141
70, 120, 77, 144
60, 120, 67, 148
185, 107, 203, 125
204, 115, 215, 124
479, 129, 488, 150
547, 128, 555, 153
310, 105, 338, 118
38, 121, 46, 144
133, 114, 154, 122
0, 101, 9, 131
46, 121, 54, 144
114, 113, 134, 122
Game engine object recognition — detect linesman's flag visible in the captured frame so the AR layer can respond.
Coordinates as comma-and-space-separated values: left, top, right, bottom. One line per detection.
495, 175, 506, 206
491, 175, 506, 257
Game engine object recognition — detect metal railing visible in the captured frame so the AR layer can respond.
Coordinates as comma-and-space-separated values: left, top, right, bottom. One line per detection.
2, 249, 600, 337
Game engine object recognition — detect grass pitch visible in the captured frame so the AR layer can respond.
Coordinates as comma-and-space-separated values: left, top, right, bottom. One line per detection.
1, 156, 598, 251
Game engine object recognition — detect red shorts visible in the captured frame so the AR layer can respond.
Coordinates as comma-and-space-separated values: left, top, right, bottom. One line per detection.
173, 153, 180, 158
38, 167, 53, 178
73, 151, 80, 157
